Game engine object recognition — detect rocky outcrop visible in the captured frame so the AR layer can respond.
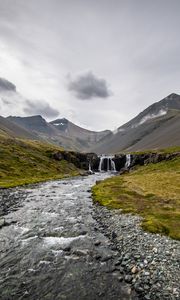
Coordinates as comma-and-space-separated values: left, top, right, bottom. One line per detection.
52, 150, 180, 172
52, 150, 99, 170
130, 152, 180, 167
113, 155, 126, 171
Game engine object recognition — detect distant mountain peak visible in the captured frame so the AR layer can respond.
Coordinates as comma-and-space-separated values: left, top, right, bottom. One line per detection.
51, 118, 68, 123
0, 78, 16, 92
50, 118, 69, 129
166, 93, 180, 99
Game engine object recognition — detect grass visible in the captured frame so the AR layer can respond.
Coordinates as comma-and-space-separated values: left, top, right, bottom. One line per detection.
127, 145, 180, 155
0, 135, 80, 188
92, 156, 180, 240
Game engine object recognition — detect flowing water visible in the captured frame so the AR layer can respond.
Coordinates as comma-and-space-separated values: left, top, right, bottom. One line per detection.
98, 156, 116, 172
125, 154, 131, 168
0, 174, 133, 300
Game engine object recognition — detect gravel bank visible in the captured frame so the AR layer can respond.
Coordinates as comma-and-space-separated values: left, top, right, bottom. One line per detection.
93, 205, 180, 300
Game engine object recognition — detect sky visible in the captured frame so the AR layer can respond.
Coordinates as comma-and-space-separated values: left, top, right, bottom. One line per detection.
0, 0, 180, 131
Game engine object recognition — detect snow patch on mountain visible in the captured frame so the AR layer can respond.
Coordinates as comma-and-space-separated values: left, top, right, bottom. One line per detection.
53, 123, 65, 126
132, 109, 167, 128
113, 128, 125, 135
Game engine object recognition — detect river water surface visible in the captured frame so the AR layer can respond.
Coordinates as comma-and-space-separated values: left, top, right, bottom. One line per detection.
0, 174, 136, 300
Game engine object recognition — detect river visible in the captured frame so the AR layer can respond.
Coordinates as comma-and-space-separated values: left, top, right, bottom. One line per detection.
0, 174, 136, 300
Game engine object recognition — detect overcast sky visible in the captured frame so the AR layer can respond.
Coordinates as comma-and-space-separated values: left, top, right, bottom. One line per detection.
0, 0, 180, 130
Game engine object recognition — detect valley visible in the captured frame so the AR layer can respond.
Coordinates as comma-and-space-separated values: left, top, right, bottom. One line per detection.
0, 78, 180, 300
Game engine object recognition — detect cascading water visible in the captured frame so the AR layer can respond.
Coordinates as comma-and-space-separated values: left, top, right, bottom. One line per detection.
98, 155, 116, 172
88, 162, 92, 173
125, 154, 131, 168
111, 159, 116, 172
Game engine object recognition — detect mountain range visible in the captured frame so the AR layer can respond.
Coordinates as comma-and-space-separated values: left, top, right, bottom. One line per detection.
91, 93, 180, 153
6, 115, 110, 151
0, 77, 180, 153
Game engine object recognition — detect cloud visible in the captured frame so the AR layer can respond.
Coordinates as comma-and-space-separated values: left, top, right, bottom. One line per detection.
0, 77, 16, 92
67, 71, 112, 100
23, 100, 59, 119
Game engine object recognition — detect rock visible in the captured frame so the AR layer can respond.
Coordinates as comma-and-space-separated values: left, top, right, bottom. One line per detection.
131, 266, 139, 274
144, 259, 148, 265
143, 284, 150, 291
0, 218, 5, 228
134, 283, 144, 293
124, 275, 132, 283
144, 294, 151, 300
94, 240, 101, 246
112, 231, 117, 239
101, 255, 113, 262
144, 271, 150, 276
63, 246, 71, 252
52, 151, 63, 161
114, 259, 122, 266
79, 230, 87, 235
153, 247, 158, 253
124, 254, 130, 260
118, 275, 123, 282
73, 249, 89, 256
95, 254, 101, 260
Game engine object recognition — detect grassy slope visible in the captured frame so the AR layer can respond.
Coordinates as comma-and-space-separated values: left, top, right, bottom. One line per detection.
0, 134, 80, 188
92, 156, 180, 240
128, 145, 180, 155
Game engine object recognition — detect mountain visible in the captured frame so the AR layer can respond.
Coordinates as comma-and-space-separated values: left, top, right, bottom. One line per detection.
0, 116, 39, 140
6, 115, 77, 150
7, 115, 111, 151
50, 118, 111, 149
91, 93, 180, 154
1, 77, 180, 154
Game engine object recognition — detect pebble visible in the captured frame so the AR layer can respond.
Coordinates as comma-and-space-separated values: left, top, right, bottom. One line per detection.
124, 275, 132, 283
0, 218, 5, 228
94, 205, 180, 300
94, 240, 101, 246
134, 283, 144, 293
118, 275, 123, 282
131, 266, 138, 274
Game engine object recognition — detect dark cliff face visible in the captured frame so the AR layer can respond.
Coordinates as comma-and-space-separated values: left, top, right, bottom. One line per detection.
52, 150, 99, 171
114, 151, 180, 173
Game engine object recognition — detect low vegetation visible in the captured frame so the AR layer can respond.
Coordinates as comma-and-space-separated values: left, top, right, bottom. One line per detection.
92, 156, 180, 240
0, 134, 80, 188
127, 145, 180, 155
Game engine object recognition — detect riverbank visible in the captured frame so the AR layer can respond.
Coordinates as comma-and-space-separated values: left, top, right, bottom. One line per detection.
93, 205, 180, 299
92, 156, 180, 240
0, 135, 81, 188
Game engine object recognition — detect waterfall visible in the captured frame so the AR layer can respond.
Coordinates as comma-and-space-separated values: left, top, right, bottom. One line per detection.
98, 155, 116, 172
98, 156, 104, 172
88, 162, 92, 173
125, 154, 131, 168
111, 159, 116, 172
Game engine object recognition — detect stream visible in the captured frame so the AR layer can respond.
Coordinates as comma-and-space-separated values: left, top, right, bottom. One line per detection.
0, 174, 137, 300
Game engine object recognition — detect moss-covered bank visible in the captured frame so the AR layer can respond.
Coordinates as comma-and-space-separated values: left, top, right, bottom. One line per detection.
0, 135, 80, 188
92, 156, 180, 240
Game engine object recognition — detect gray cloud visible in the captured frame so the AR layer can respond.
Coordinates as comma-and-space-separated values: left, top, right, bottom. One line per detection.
0, 0, 180, 129
67, 72, 111, 100
23, 100, 59, 119
0, 78, 16, 92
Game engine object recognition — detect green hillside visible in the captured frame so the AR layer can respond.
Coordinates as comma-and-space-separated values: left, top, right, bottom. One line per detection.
92, 155, 180, 240
0, 134, 80, 188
